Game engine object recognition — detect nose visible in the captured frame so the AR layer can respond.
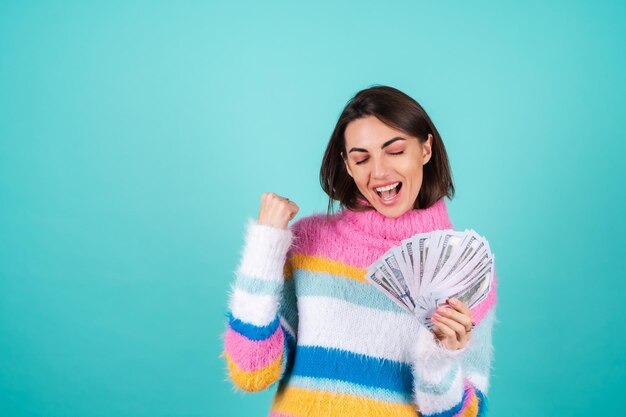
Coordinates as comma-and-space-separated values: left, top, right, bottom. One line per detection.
371, 155, 390, 179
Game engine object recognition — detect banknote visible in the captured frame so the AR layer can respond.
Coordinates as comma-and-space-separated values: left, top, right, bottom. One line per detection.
365, 228, 494, 329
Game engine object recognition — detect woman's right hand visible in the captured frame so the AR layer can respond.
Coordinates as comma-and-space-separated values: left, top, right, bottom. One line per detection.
258, 192, 299, 230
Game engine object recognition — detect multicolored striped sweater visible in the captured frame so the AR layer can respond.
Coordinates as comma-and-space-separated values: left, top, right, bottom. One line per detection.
222, 198, 498, 417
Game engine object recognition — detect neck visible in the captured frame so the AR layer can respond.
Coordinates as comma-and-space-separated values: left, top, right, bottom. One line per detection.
337, 197, 453, 243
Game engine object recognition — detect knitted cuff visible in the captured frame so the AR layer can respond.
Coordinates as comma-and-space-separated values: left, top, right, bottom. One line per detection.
236, 217, 294, 281
413, 323, 467, 371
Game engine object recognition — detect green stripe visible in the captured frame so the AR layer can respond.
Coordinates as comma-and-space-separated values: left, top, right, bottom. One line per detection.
461, 310, 495, 374
294, 269, 409, 314
234, 268, 410, 314
413, 362, 461, 395
279, 278, 298, 332
233, 273, 284, 296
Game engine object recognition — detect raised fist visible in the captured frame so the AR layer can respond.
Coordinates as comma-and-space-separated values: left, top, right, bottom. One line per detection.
257, 192, 300, 230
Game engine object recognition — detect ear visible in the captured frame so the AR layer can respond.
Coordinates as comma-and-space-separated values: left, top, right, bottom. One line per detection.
422, 134, 433, 165
341, 152, 354, 178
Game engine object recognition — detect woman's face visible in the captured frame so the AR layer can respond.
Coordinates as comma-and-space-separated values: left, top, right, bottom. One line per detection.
342, 115, 432, 218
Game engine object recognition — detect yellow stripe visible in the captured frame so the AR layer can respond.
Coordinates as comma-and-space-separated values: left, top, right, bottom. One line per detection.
285, 253, 367, 282
271, 385, 419, 417
223, 350, 283, 392
460, 390, 479, 417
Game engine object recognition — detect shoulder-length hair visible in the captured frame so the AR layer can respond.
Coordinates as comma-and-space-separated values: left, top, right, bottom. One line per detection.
319, 85, 455, 216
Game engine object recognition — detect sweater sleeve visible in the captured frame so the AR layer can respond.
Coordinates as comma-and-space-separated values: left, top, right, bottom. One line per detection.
411, 274, 498, 417
221, 217, 298, 392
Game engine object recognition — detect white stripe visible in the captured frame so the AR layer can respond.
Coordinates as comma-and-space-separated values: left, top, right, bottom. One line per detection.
236, 218, 293, 281
414, 370, 464, 415
467, 372, 489, 394
229, 287, 279, 327
297, 296, 421, 362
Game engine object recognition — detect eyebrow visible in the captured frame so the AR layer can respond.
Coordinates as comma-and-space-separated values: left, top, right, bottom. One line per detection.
348, 137, 406, 153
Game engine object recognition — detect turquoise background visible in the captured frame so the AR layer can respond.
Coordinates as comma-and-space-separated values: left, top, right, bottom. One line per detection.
1, 1, 625, 416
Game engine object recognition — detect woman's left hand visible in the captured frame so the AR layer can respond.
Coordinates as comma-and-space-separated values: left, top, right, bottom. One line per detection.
431, 297, 475, 351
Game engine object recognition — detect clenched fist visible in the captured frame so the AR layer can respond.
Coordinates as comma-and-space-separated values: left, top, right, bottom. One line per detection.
258, 192, 300, 230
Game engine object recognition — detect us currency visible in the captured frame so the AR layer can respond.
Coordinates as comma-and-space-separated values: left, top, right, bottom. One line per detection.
377, 261, 412, 311
366, 228, 495, 329
414, 234, 431, 293
366, 269, 414, 314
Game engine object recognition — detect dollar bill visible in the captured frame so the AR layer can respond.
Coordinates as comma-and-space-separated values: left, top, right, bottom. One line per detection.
366, 228, 495, 329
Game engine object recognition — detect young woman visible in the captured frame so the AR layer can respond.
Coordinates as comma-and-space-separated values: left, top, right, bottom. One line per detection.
222, 85, 498, 417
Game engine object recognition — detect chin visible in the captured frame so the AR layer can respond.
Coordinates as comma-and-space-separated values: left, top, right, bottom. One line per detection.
372, 201, 412, 218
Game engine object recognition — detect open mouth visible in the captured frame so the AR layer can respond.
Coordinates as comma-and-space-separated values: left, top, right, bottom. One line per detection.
375, 182, 402, 202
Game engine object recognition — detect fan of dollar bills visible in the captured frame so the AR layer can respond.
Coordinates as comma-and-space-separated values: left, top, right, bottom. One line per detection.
366, 229, 494, 329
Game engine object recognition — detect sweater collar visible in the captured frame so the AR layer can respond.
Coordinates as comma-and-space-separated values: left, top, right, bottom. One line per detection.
336, 197, 453, 243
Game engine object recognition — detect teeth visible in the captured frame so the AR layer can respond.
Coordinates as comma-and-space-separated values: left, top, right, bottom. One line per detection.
375, 182, 400, 192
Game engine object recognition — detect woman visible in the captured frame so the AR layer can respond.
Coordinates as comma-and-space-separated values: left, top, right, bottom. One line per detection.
222, 85, 498, 417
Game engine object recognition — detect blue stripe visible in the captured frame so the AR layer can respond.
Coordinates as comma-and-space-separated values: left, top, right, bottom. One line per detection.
476, 388, 488, 417
290, 345, 412, 393
227, 313, 279, 341
293, 269, 407, 314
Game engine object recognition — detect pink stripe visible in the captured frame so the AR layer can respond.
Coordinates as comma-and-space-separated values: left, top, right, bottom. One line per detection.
470, 272, 498, 325
224, 324, 284, 372
269, 412, 298, 417
287, 199, 453, 269
456, 382, 477, 415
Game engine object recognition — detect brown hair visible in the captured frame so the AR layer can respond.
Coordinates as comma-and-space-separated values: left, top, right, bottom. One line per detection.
319, 85, 455, 216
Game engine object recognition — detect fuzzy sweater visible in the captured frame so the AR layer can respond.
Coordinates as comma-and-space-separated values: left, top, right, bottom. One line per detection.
222, 198, 498, 417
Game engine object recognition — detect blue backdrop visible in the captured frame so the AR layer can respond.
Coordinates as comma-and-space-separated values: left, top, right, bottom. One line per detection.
1, 1, 625, 416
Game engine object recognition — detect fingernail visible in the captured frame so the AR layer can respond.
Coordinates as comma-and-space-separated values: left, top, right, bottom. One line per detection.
449, 298, 458, 305
437, 307, 447, 314
432, 313, 441, 320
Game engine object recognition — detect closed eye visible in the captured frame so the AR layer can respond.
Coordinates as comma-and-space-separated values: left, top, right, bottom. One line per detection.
355, 151, 404, 165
